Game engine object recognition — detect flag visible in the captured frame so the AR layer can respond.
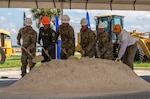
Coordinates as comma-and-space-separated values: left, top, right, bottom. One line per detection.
86, 11, 91, 28
55, 14, 59, 31
55, 14, 61, 60
23, 10, 26, 26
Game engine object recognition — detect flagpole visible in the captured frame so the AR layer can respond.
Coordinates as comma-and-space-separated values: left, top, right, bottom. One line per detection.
55, 12, 61, 60
23, 10, 26, 27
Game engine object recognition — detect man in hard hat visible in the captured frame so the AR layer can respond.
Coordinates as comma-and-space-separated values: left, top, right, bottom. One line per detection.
58, 14, 75, 59
113, 24, 137, 70
17, 18, 37, 77
38, 16, 59, 62
80, 18, 95, 58
97, 22, 113, 60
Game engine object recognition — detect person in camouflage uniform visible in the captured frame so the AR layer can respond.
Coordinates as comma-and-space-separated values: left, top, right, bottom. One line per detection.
80, 18, 95, 58
38, 16, 59, 62
17, 18, 37, 77
97, 22, 113, 60
58, 14, 75, 59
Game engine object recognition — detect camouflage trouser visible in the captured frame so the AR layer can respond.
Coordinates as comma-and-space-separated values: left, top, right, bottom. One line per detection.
21, 48, 36, 77
122, 43, 137, 70
84, 48, 95, 58
61, 48, 75, 59
100, 50, 113, 60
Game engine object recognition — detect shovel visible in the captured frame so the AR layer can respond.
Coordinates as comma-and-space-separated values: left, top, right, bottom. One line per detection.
36, 43, 52, 61
61, 48, 77, 59
22, 46, 34, 58
61, 47, 71, 58
22, 46, 44, 63
40, 44, 52, 60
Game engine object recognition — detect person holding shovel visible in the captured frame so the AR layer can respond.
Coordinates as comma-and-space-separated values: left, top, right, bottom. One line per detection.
57, 14, 75, 59
17, 18, 37, 77
80, 18, 95, 58
97, 22, 113, 60
37, 16, 59, 62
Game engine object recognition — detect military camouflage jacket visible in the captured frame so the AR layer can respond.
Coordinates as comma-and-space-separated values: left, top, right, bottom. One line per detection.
17, 27, 37, 49
58, 24, 75, 50
80, 28, 95, 54
97, 31, 113, 55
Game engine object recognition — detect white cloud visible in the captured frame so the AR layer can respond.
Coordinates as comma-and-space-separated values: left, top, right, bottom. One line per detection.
2, 23, 16, 31
70, 19, 80, 24
7, 12, 12, 16
136, 14, 150, 21
144, 25, 150, 28
125, 24, 150, 32
131, 25, 143, 29
8, 23, 16, 28
10, 28, 17, 34
27, 14, 32, 18
0, 16, 7, 21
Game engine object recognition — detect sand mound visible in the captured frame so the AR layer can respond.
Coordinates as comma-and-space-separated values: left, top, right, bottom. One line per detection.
3, 57, 150, 94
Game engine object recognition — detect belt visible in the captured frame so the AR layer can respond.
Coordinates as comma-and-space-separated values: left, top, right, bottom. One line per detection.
127, 43, 136, 48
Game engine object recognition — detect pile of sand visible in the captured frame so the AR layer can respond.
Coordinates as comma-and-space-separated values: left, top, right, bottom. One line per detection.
3, 57, 150, 94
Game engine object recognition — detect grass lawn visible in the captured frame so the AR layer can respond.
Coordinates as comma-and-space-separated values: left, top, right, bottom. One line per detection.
134, 62, 150, 68
0, 54, 150, 68
0, 55, 41, 68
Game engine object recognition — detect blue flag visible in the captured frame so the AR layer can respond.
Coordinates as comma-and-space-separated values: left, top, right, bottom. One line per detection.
86, 11, 91, 28
55, 14, 59, 31
55, 14, 61, 60
23, 10, 26, 26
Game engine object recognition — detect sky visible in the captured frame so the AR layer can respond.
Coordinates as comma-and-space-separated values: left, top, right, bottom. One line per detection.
0, 8, 150, 45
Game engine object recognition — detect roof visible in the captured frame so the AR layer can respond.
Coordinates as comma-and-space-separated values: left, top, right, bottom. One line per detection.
0, 29, 10, 36
95, 14, 124, 18
0, 0, 150, 11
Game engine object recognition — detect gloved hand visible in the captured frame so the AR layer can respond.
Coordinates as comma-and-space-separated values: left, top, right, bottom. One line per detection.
115, 58, 122, 62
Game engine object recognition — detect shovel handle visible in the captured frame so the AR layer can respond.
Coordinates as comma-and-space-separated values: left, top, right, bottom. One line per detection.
42, 47, 52, 60
61, 48, 68, 56
39, 44, 52, 60
22, 46, 34, 58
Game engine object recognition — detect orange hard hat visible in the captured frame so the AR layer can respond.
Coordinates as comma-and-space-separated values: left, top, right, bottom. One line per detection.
41, 16, 50, 25
113, 24, 122, 33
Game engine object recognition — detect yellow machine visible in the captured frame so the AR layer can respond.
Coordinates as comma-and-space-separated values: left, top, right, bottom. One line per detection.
131, 31, 150, 61
76, 14, 150, 61
0, 29, 14, 64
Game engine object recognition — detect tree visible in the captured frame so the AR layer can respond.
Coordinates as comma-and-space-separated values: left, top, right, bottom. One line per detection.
30, 8, 61, 28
